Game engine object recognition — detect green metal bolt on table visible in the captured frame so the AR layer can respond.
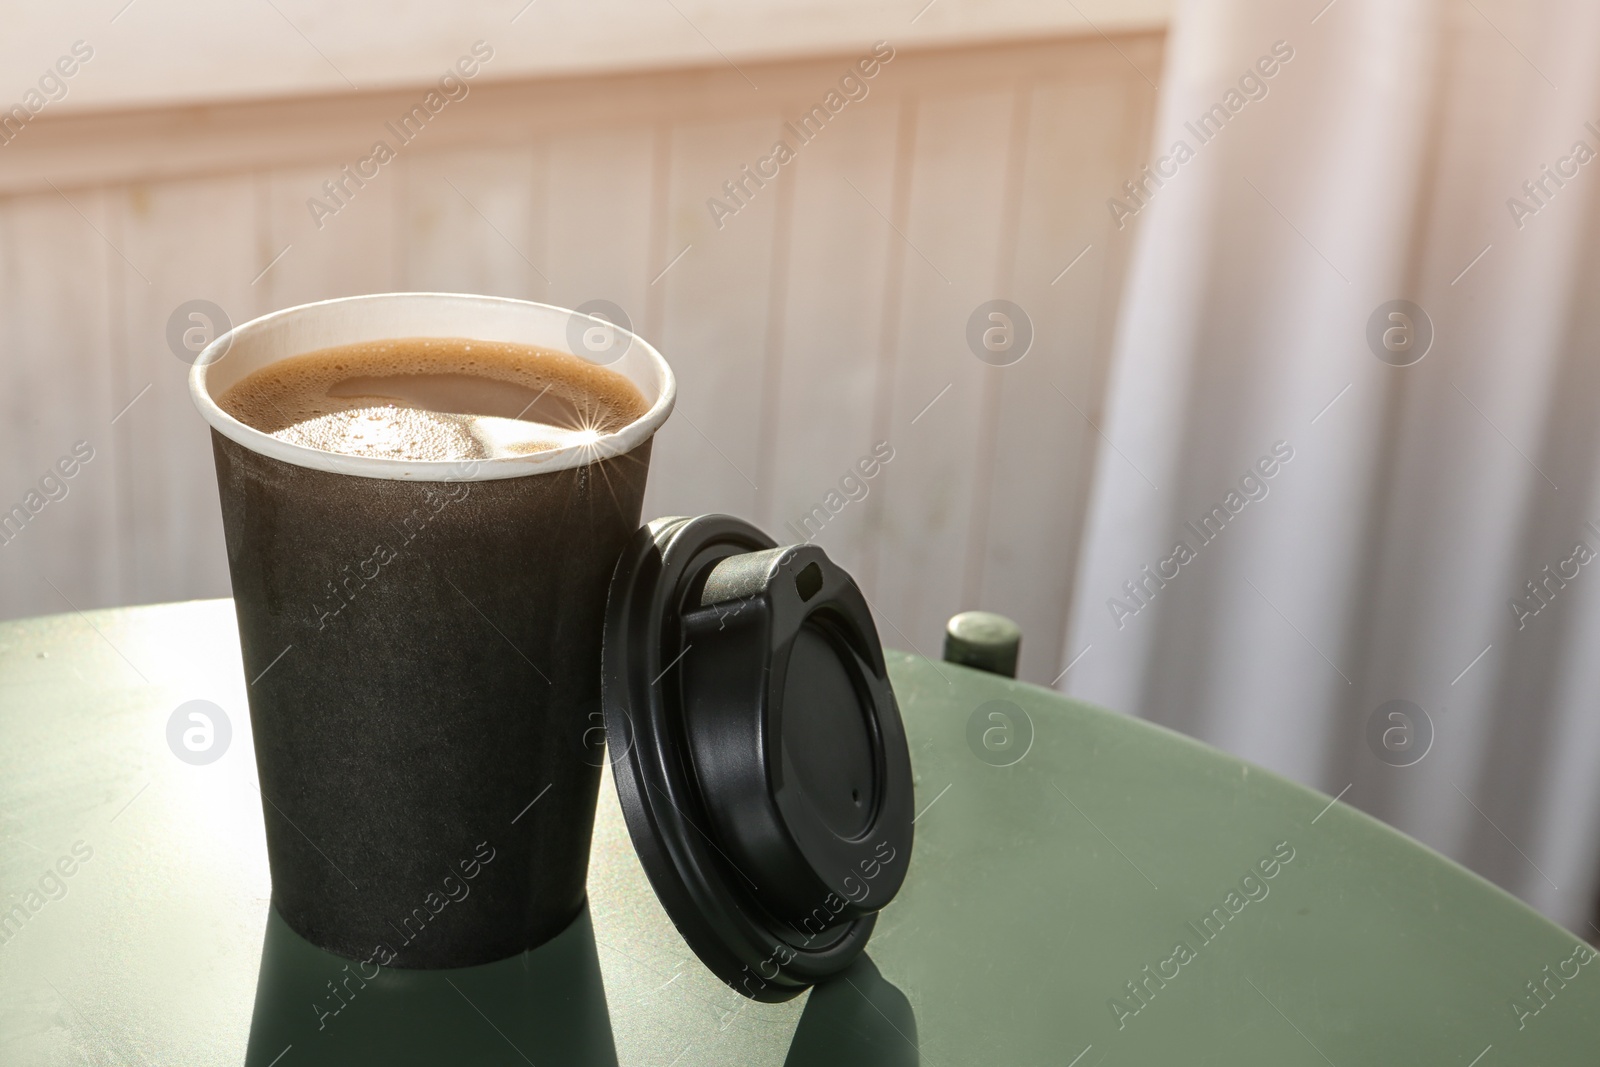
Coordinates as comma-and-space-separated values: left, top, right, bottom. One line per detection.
1, 600, 1596, 1064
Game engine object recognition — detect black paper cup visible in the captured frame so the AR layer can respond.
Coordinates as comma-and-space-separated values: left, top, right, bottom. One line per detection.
189, 293, 675, 968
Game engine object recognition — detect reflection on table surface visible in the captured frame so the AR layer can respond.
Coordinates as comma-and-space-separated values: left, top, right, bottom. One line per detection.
245, 902, 916, 1067
246, 904, 618, 1066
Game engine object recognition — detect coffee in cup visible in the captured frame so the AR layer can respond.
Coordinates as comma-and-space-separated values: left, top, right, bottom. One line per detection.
217, 336, 648, 461
189, 294, 674, 968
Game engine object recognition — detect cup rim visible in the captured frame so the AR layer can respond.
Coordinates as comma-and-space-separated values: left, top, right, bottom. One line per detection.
188, 292, 676, 482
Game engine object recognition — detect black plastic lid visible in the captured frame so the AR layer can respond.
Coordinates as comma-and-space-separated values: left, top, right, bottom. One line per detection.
601, 515, 914, 1002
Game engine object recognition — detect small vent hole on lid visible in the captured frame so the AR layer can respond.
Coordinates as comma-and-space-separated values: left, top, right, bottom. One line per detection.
795, 562, 823, 602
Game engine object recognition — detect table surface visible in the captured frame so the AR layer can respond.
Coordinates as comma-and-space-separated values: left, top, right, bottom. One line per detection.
2, 599, 1596, 1066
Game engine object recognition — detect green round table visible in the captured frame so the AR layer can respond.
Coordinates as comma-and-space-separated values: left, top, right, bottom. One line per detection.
1, 600, 1595, 1065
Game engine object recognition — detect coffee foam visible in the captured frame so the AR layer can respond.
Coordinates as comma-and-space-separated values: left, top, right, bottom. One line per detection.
218, 337, 649, 462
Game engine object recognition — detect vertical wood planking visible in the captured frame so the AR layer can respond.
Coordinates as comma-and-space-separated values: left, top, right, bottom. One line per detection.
761, 100, 901, 583
261, 164, 401, 311
959, 85, 1033, 617
542, 126, 656, 337
979, 74, 1155, 685
0, 41, 1164, 634
114, 176, 260, 608
858, 99, 919, 604
644, 116, 784, 522
0, 191, 120, 618
401, 146, 547, 301
871, 90, 1017, 659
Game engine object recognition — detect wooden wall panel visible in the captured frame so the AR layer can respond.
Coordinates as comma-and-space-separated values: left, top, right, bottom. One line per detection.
262, 165, 401, 310
760, 100, 901, 586
871, 90, 1019, 661
0, 192, 120, 617
400, 147, 546, 300
0, 34, 1164, 678
113, 176, 259, 609
979, 76, 1158, 685
644, 117, 785, 523
541, 127, 656, 324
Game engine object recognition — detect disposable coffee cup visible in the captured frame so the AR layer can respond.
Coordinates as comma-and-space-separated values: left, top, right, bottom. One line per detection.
190, 293, 674, 968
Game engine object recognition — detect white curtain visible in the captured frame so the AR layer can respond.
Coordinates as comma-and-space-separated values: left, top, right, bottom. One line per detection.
1066, 0, 1600, 934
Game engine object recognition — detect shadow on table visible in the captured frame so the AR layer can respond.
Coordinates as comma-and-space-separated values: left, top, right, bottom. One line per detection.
783, 954, 919, 1067
243, 901, 617, 1066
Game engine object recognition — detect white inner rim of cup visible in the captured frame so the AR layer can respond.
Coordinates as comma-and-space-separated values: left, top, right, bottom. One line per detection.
189, 293, 676, 482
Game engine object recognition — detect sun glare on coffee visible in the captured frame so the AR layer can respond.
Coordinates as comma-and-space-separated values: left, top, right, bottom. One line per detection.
218, 336, 647, 462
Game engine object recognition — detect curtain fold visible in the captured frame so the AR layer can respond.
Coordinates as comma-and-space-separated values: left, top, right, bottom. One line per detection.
1066, 0, 1600, 933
